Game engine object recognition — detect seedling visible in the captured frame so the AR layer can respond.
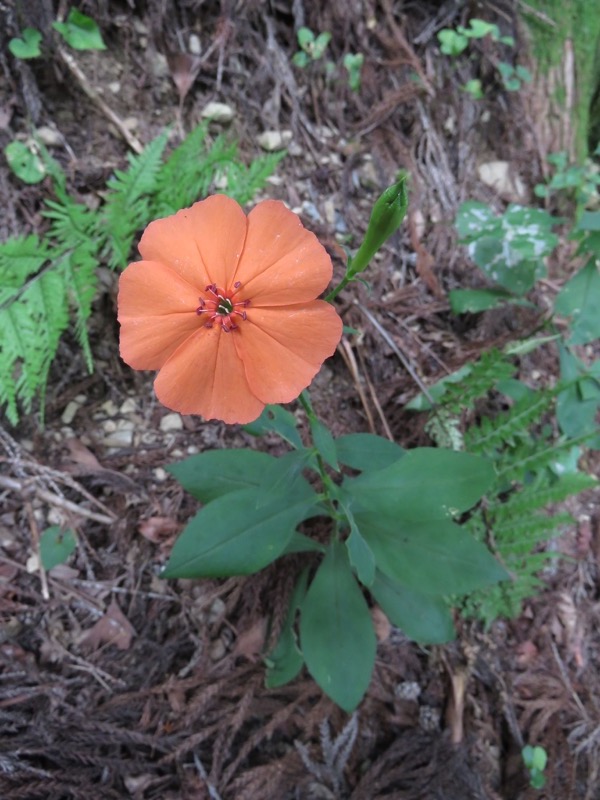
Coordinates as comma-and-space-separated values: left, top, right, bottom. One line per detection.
343, 52, 364, 92
8, 27, 42, 59
522, 745, 548, 790
292, 27, 331, 67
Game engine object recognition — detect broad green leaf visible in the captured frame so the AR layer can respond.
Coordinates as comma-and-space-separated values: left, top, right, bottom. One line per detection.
370, 570, 455, 643
557, 346, 600, 447
52, 9, 106, 51
243, 404, 303, 449
162, 486, 316, 578
167, 449, 275, 502
345, 447, 495, 520
335, 432, 405, 471
576, 210, 600, 231
281, 532, 326, 555
5, 141, 46, 184
9, 28, 42, 59
554, 260, 600, 344
300, 541, 376, 711
265, 568, 309, 688
310, 417, 338, 470
39, 526, 77, 570
357, 514, 508, 595
449, 287, 516, 314
338, 497, 375, 587
256, 448, 315, 507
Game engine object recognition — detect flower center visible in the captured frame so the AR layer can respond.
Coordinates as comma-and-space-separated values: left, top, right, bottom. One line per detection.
196, 281, 250, 333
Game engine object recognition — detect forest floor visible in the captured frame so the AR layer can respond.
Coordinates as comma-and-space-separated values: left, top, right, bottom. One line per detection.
1, 2, 599, 799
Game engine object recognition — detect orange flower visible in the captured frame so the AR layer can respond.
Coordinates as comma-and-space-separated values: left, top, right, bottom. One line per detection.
118, 195, 343, 424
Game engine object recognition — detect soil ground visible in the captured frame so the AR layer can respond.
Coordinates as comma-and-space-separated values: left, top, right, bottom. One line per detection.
1, 2, 599, 799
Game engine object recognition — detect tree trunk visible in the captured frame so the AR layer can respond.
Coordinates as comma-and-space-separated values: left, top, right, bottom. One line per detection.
519, 0, 600, 162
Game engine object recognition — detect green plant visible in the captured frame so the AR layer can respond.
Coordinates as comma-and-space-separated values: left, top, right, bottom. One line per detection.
9, 10, 106, 62
52, 8, 106, 51
522, 744, 548, 789
292, 27, 332, 67
534, 146, 600, 209
122, 176, 510, 711
343, 52, 364, 92
437, 18, 530, 96
450, 201, 559, 313
409, 344, 598, 625
39, 526, 77, 570
0, 124, 285, 424
438, 19, 514, 55
8, 27, 42, 59
165, 404, 506, 711
4, 140, 46, 184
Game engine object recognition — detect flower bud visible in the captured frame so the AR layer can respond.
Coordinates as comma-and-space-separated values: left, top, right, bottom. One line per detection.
350, 172, 408, 276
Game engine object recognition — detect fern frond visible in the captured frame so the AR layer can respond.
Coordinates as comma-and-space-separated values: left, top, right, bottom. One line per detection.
103, 129, 170, 268
0, 235, 50, 295
436, 348, 516, 416
0, 264, 70, 423
465, 389, 556, 455
496, 433, 591, 482
489, 472, 598, 521
225, 151, 286, 205
152, 125, 236, 217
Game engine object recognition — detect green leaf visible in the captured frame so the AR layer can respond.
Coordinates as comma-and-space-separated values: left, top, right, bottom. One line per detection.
345, 447, 495, 520
167, 449, 276, 503
465, 19, 499, 39
449, 287, 517, 314
297, 27, 315, 49
437, 29, 468, 56
557, 346, 600, 446
9, 28, 42, 59
300, 542, 376, 710
310, 417, 338, 470
292, 50, 309, 68
52, 9, 106, 51
463, 79, 484, 100
576, 210, 600, 231
265, 568, 309, 688
554, 260, 600, 344
39, 526, 77, 570
357, 514, 508, 595
312, 32, 331, 59
243, 404, 303, 449
5, 141, 46, 184
370, 571, 455, 643
162, 486, 316, 578
338, 498, 376, 587
281, 532, 326, 555
256, 448, 315, 507
335, 432, 405, 471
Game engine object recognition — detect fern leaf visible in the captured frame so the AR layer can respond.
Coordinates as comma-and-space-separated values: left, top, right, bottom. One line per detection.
152, 125, 237, 217
225, 151, 286, 205
0, 234, 49, 294
465, 389, 556, 455
103, 129, 170, 268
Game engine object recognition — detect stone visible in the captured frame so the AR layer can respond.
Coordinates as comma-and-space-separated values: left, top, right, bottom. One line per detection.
257, 130, 292, 151
160, 413, 183, 432
477, 160, 527, 202
201, 102, 235, 123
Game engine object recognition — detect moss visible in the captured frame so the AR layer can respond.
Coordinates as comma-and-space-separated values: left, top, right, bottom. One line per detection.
520, 0, 600, 158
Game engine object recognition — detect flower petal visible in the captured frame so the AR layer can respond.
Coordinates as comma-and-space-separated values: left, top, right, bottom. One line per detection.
233, 201, 333, 306
139, 195, 247, 290
154, 328, 265, 424
235, 301, 343, 403
118, 260, 202, 369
